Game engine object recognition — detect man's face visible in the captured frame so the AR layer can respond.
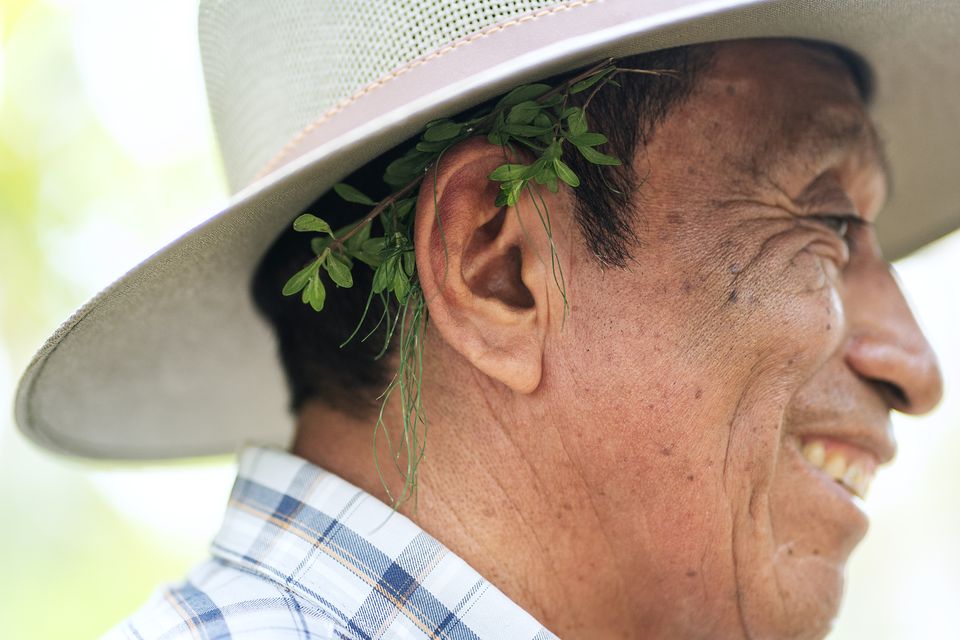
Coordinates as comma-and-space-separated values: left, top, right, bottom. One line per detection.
558, 40, 943, 638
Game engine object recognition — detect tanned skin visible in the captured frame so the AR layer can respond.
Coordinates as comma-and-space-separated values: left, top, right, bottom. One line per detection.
295, 40, 942, 640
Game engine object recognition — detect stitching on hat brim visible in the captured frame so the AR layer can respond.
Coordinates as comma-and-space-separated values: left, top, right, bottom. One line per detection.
254, 0, 600, 182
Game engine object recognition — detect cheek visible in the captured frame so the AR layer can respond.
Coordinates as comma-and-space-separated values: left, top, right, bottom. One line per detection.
559, 280, 771, 631
700, 229, 847, 382
558, 232, 849, 635
562, 391, 744, 631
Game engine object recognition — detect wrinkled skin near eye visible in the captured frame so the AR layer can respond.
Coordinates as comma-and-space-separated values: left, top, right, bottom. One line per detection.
811, 214, 859, 241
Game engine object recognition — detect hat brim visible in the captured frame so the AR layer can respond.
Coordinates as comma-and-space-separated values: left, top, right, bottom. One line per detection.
16, 0, 960, 459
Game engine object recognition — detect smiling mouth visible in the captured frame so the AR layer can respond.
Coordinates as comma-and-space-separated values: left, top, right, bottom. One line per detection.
799, 438, 877, 498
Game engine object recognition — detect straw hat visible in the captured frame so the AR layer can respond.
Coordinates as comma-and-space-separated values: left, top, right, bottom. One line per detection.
15, 0, 960, 460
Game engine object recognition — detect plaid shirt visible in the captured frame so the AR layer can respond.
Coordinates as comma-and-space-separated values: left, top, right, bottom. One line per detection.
104, 447, 557, 639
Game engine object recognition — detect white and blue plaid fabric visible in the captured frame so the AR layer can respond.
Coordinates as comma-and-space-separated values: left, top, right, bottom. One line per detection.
104, 446, 557, 639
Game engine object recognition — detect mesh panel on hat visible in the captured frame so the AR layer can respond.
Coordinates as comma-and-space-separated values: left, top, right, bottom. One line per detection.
200, 0, 567, 192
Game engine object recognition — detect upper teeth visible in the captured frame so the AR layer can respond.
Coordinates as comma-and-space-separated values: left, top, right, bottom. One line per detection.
801, 439, 874, 498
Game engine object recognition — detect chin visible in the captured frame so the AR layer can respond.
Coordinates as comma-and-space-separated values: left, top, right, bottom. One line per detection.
733, 442, 868, 640
729, 548, 847, 640
772, 552, 847, 640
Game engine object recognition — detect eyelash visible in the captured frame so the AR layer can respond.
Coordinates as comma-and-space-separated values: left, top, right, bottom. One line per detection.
811, 214, 863, 243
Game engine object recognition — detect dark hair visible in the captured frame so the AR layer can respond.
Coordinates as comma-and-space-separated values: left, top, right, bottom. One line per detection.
252, 45, 711, 415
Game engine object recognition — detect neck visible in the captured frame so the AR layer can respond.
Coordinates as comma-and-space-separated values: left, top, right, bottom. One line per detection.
291, 358, 636, 638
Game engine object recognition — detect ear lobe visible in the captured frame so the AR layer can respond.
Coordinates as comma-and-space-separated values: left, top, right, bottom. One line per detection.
414, 138, 550, 394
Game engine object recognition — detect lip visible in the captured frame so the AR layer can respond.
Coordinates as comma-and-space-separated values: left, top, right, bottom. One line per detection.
788, 442, 870, 525
787, 419, 896, 504
792, 420, 897, 468
783, 439, 872, 557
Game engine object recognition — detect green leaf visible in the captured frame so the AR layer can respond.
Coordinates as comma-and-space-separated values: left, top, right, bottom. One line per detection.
487, 131, 506, 146
343, 220, 372, 252
543, 140, 563, 161
424, 117, 453, 128
385, 151, 432, 186
569, 66, 616, 94
576, 144, 622, 166
302, 273, 326, 312
423, 121, 462, 142
391, 231, 409, 249
292, 214, 332, 235
415, 140, 451, 153
554, 158, 580, 187
506, 100, 542, 125
311, 237, 331, 256
393, 268, 410, 302
282, 259, 318, 296
496, 83, 551, 109
486, 111, 509, 145
333, 183, 376, 206
502, 123, 553, 138
394, 198, 415, 220
532, 161, 557, 186
402, 249, 416, 276
324, 253, 354, 288
567, 131, 607, 147
372, 256, 397, 294
489, 163, 530, 182
362, 237, 386, 255
379, 209, 394, 235
567, 108, 588, 137
356, 237, 386, 267
497, 180, 524, 207
540, 93, 563, 108
533, 112, 552, 129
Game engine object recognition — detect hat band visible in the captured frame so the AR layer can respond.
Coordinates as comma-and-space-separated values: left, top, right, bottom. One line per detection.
252, 0, 601, 185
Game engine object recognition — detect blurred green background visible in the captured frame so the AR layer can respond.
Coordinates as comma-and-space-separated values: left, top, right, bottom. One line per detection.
0, 1, 957, 638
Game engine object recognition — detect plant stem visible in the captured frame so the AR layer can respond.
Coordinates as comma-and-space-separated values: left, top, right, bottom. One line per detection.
549, 58, 614, 98
329, 177, 421, 251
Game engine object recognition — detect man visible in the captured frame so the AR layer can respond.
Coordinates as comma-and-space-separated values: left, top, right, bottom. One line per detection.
14, 1, 957, 639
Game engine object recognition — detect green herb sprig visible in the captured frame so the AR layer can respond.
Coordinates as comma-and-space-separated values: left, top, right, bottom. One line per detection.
281, 59, 675, 508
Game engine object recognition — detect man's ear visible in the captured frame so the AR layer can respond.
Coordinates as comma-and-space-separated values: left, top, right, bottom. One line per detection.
414, 138, 555, 394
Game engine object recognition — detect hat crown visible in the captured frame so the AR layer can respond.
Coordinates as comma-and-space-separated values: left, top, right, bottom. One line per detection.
199, 0, 564, 193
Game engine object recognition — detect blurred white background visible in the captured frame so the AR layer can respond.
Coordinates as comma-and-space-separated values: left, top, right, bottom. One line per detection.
0, 1, 956, 638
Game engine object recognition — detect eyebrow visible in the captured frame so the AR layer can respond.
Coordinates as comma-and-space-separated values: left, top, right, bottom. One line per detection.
795, 40, 874, 105
776, 106, 893, 198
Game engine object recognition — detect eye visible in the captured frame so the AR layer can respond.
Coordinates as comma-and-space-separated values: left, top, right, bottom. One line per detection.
811, 214, 862, 244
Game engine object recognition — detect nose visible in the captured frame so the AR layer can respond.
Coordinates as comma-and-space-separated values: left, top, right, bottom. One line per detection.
843, 258, 943, 415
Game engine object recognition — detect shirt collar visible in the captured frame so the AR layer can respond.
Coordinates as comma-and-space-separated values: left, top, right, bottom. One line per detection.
211, 446, 557, 639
